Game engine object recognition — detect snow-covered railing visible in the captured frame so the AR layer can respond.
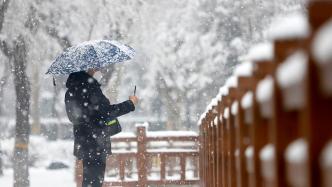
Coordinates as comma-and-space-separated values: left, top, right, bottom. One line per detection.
198, 1, 332, 187
75, 123, 199, 187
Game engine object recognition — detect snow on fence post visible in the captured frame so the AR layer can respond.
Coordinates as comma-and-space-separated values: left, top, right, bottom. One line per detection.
254, 68, 276, 187
307, 1, 332, 187
211, 106, 218, 187
268, 13, 310, 186
202, 116, 208, 187
136, 123, 148, 187
235, 76, 254, 187
204, 108, 213, 187
221, 95, 228, 187
228, 88, 238, 187
216, 99, 222, 187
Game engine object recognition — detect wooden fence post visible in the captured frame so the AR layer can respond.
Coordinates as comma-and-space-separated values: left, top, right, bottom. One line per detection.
236, 77, 254, 187
221, 96, 229, 187
254, 60, 276, 187
216, 100, 222, 187
201, 117, 208, 186
307, 2, 332, 187
75, 159, 83, 187
228, 88, 238, 187
137, 123, 148, 187
199, 121, 205, 187
272, 39, 306, 187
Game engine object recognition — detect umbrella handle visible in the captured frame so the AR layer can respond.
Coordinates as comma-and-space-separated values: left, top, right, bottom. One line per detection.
53, 77, 56, 86
134, 85, 136, 96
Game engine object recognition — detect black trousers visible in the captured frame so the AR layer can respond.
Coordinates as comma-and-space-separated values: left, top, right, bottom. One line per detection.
82, 155, 107, 187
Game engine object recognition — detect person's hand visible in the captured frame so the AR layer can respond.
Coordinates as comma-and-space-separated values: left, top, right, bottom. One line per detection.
129, 96, 139, 105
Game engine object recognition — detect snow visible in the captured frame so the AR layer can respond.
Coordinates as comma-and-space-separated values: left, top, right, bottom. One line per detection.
135, 122, 149, 128
260, 144, 275, 162
111, 132, 136, 139
147, 131, 198, 137
285, 138, 308, 164
277, 51, 308, 88
219, 114, 223, 122
260, 144, 275, 180
206, 103, 213, 113
218, 86, 229, 99
225, 76, 238, 88
147, 149, 198, 153
312, 19, 332, 65
234, 61, 254, 77
0, 136, 75, 187
246, 43, 274, 62
224, 107, 230, 119
231, 101, 239, 115
245, 146, 254, 158
0, 168, 75, 187
111, 150, 137, 154
320, 141, 332, 168
217, 94, 223, 102
214, 116, 218, 126
245, 146, 254, 173
1, 136, 74, 169
241, 91, 253, 109
285, 139, 308, 187
197, 114, 206, 126
204, 97, 219, 116
211, 98, 219, 108
267, 12, 310, 40
256, 76, 274, 103
39, 118, 70, 124
41, 91, 54, 99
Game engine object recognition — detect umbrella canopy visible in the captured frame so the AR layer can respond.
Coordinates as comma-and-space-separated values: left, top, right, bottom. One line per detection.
46, 40, 135, 75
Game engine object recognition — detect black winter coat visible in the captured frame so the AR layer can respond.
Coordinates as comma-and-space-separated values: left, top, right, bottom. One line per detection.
65, 71, 135, 159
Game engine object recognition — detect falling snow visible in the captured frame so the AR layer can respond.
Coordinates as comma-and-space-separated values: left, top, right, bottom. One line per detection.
0, 0, 307, 186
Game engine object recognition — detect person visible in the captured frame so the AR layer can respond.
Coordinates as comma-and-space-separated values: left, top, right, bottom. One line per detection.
64, 69, 138, 187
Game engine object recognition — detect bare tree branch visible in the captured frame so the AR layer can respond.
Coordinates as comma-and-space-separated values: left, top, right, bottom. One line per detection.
0, 57, 10, 114
24, 5, 39, 33
45, 26, 72, 49
0, 40, 11, 57
0, 0, 10, 32
158, 73, 182, 129
0, 0, 11, 58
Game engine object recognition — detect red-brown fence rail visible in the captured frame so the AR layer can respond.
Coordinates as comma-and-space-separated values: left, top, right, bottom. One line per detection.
198, 1, 332, 187
75, 123, 200, 187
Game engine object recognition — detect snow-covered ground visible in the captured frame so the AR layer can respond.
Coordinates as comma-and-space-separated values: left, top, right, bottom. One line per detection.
0, 168, 75, 187
0, 135, 76, 186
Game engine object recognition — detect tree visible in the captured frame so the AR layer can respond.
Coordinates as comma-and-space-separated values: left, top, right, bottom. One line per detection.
0, 0, 38, 185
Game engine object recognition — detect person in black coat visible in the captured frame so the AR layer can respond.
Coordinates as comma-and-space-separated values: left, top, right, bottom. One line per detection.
65, 69, 138, 187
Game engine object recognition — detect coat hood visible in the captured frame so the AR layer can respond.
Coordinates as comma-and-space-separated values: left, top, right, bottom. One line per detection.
66, 71, 101, 89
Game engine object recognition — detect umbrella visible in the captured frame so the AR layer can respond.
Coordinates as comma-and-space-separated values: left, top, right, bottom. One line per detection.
46, 40, 135, 75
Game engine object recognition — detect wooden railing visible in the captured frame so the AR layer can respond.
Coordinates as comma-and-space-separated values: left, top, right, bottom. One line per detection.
75, 123, 200, 187
198, 1, 332, 187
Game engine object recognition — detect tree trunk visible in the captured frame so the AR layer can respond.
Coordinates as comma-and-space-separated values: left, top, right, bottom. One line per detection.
12, 35, 31, 187
158, 75, 182, 130
0, 58, 11, 176
0, 0, 12, 176
31, 65, 40, 134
